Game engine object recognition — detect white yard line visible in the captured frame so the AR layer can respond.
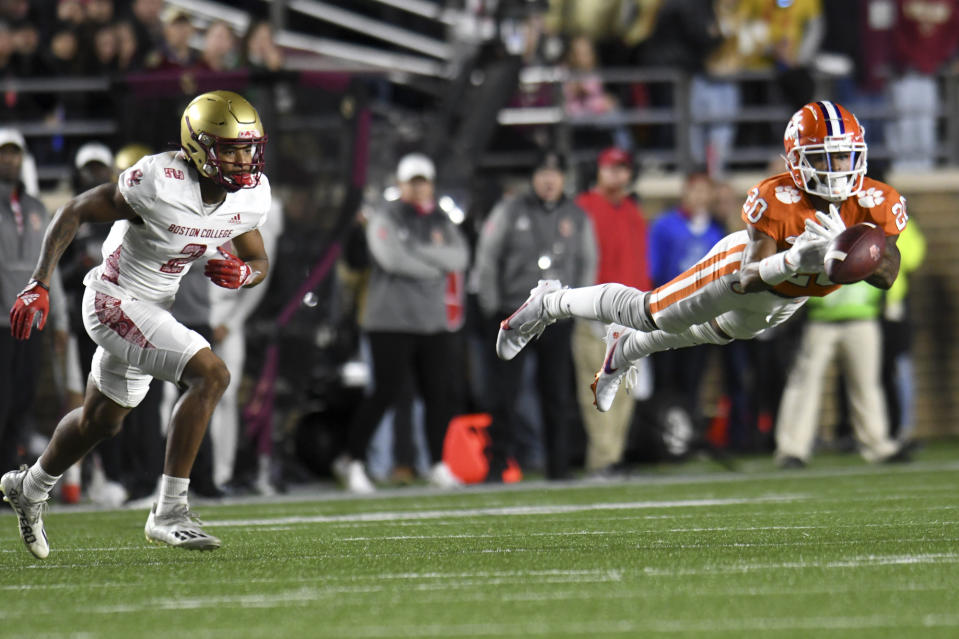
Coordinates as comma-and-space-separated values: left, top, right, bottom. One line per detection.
205, 495, 803, 528
337, 520, 959, 541
333, 614, 959, 636
26, 459, 959, 516
641, 552, 959, 575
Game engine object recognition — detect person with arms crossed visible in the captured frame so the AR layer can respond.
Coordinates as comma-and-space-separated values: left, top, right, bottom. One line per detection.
1, 90, 271, 557
571, 147, 649, 477
495, 100, 909, 465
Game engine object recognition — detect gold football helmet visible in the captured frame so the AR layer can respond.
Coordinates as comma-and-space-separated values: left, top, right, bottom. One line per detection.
113, 143, 153, 174
180, 90, 267, 191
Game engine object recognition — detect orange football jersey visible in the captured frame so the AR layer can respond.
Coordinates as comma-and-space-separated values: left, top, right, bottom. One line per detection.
740, 173, 907, 298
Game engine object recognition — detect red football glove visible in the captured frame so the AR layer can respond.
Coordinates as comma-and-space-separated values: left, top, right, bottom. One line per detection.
204, 248, 257, 289
9, 280, 50, 340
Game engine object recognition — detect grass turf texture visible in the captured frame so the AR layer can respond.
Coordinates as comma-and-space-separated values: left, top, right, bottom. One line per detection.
2, 441, 958, 638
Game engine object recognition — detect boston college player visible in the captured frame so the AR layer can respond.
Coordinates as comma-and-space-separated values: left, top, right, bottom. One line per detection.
3, 91, 270, 556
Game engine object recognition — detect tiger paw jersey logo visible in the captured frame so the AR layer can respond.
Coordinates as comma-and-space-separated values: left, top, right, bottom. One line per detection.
857, 187, 885, 208
775, 185, 802, 204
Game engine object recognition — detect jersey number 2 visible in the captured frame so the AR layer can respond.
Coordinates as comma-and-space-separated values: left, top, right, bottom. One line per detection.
160, 243, 207, 273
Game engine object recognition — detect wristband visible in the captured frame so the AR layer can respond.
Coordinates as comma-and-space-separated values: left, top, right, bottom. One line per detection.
758, 252, 796, 286
30, 279, 50, 291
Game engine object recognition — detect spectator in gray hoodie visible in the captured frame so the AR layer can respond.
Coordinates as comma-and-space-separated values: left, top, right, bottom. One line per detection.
332, 153, 470, 493
0, 128, 70, 472
474, 149, 597, 481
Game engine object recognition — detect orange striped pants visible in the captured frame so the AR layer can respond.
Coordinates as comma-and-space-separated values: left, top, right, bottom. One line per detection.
647, 230, 807, 340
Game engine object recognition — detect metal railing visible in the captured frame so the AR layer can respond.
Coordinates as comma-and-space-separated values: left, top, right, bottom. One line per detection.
491, 66, 959, 174
7, 67, 959, 185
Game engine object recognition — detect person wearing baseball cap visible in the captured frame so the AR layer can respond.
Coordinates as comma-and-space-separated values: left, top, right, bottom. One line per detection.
572, 146, 650, 478
0, 128, 71, 480
396, 152, 436, 183
72, 142, 115, 194
333, 151, 470, 493
474, 147, 597, 482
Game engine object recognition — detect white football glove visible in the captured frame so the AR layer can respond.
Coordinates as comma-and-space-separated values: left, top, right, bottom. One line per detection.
806, 203, 847, 242
784, 230, 829, 273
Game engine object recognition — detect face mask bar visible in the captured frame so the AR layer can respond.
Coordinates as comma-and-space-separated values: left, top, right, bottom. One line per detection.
207, 138, 267, 190
788, 140, 867, 201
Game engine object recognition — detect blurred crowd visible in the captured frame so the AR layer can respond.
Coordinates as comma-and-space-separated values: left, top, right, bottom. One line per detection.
0, 0, 282, 81
0, 0, 944, 502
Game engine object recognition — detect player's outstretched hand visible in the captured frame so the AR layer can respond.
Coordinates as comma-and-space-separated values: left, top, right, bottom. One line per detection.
808, 203, 847, 242
9, 280, 49, 340
204, 248, 258, 289
785, 231, 829, 273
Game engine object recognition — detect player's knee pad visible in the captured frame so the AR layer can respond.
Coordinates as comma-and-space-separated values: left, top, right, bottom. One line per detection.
595, 282, 651, 329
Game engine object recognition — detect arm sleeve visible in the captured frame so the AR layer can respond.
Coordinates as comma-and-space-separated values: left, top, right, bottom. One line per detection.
116, 157, 159, 217
648, 219, 670, 286
578, 216, 598, 287
366, 212, 444, 279
411, 221, 471, 272
473, 203, 511, 316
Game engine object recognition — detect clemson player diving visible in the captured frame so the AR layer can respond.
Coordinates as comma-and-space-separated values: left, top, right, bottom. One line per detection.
1, 91, 271, 557
496, 101, 908, 421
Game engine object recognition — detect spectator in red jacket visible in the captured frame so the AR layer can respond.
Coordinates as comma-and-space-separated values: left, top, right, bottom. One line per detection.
572, 147, 651, 476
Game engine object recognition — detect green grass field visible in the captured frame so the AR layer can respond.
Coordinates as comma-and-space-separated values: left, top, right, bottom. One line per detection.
2, 442, 958, 639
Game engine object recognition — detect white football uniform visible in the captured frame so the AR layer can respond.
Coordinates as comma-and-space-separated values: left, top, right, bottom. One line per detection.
81, 151, 271, 407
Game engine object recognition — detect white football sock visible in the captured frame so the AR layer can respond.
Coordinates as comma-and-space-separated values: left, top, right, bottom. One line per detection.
620, 322, 731, 362
156, 474, 190, 516
22, 462, 61, 502
544, 283, 654, 331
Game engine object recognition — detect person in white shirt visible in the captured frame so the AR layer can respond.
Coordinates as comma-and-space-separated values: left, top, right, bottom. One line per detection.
1, 91, 271, 557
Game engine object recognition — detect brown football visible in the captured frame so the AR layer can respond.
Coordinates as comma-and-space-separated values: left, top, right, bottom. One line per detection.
824, 222, 886, 284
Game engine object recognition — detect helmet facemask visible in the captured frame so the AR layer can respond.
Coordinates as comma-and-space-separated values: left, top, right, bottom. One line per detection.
187, 123, 267, 192
787, 138, 867, 202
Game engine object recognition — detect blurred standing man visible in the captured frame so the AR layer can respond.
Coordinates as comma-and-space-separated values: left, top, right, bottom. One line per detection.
775, 280, 906, 468
475, 150, 597, 481
648, 173, 726, 430
572, 147, 649, 476
0, 129, 71, 474
207, 196, 283, 492
333, 153, 469, 493
1, 91, 271, 557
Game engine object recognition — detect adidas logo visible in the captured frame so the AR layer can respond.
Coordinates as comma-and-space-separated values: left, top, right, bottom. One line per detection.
21, 293, 39, 305
228, 213, 242, 224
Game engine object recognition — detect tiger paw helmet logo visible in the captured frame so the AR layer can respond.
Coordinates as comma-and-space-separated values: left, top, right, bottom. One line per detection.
775, 185, 802, 204
857, 187, 885, 208
783, 110, 806, 144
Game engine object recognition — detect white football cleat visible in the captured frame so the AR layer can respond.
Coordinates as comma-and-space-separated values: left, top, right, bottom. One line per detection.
591, 323, 635, 413
427, 461, 463, 489
332, 455, 376, 494
144, 503, 221, 550
496, 279, 562, 360
1, 466, 50, 559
